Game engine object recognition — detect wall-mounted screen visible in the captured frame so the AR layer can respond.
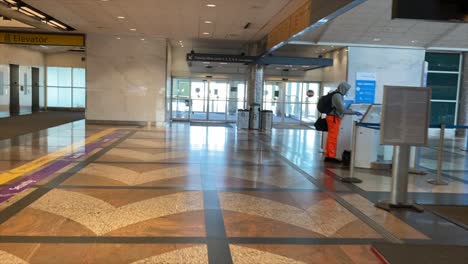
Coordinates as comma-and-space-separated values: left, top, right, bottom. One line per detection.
392, 0, 467, 22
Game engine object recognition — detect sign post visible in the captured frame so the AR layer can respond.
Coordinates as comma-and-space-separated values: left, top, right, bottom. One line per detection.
375, 86, 431, 212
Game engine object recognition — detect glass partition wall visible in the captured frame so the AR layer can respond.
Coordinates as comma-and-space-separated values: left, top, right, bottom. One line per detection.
171, 78, 247, 122
171, 78, 321, 124
263, 81, 321, 124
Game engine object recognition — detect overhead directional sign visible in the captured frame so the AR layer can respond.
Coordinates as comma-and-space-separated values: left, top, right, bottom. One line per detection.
0, 31, 85, 46
187, 52, 334, 68
186, 53, 257, 64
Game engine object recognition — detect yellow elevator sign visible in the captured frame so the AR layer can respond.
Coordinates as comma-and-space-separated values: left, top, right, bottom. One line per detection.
0, 32, 85, 46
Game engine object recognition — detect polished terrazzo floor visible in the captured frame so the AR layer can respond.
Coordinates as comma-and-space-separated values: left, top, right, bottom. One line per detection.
0, 120, 467, 263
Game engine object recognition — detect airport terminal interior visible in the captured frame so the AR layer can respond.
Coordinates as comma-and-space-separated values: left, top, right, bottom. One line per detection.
0, 0, 467, 263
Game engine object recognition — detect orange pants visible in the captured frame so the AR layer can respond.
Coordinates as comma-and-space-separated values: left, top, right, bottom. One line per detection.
325, 115, 341, 158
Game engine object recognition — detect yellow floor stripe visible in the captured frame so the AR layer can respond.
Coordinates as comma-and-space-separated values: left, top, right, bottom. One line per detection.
0, 128, 118, 185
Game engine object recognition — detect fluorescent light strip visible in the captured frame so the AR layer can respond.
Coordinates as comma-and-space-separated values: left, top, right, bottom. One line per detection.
4, 0, 17, 4
18, 8, 34, 17
20, 6, 46, 19
48, 20, 67, 29
46, 21, 58, 28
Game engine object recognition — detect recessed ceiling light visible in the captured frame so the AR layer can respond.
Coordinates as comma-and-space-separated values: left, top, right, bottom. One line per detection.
373, 38, 381, 41
117, 16, 125, 19
411, 40, 418, 43
202, 32, 210, 35
130, 28, 136, 31
181, 45, 184, 48
116, 37, 121, 40
141, 38, 145, 41
206, 4, 216, 7
204, 20, 213, 24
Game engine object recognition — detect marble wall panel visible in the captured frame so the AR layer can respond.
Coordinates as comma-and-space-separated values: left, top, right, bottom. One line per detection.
347, 46, 425, 103
86, 34, 168, 124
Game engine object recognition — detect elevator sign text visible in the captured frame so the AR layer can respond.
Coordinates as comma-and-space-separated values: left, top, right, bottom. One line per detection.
0, 32, 85, 46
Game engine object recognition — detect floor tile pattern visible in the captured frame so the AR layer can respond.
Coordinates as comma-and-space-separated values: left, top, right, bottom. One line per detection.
0, 121, 466, 263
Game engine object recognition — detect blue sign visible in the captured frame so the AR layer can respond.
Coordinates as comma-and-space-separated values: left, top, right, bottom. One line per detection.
355, 80, 376, 103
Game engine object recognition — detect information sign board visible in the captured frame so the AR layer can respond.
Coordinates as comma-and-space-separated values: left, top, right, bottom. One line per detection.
381, 86, 431, 146
355, 72, 376, 104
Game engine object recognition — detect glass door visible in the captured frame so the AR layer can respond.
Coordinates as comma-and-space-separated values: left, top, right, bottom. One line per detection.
264, 81, 321, 124
227, 81, 247, 122
171, 78, 247, 122
191, 80, 208, 120
284, 82, 302, 123
301, 82, 320, 123
208, 80, 229, 121
171, 79, 191, 120
263, 81, 283, 123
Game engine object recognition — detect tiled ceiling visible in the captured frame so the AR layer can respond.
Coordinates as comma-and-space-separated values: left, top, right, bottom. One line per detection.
21, 0, 300, 44
293, 0, 468, 50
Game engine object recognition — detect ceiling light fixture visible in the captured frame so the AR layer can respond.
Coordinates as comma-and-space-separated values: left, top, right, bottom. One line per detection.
202, 32, 210, 35
48, 20, 67, 29
17, 8, 34, 17
411, 40, 418, 43
117, 16, 125, 19
20, 6, 45, 18
204, 20, 213, 24
206, 4, 216, 7
141, 38, 145, 41
116, 37, 121, 40
3, 0, 73, 31
373, 38, 381, 41
130, 28, 136, 31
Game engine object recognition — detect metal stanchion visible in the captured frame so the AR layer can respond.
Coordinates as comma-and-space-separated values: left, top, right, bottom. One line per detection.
341, 121, 362, 183
428, 124, 449, 185
375, 144, 424, 212
409, 147, 427, 175
461, 129, 468, 151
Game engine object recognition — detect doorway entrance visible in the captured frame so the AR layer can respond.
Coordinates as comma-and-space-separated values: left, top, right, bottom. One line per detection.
171, 78, 247, 122
263, 81, 321, 124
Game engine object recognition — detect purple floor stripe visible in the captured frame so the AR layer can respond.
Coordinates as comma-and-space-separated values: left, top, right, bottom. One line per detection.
0, 130, 128, 205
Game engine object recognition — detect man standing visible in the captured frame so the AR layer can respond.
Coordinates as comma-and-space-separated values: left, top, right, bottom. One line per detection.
325, 82, 361, 163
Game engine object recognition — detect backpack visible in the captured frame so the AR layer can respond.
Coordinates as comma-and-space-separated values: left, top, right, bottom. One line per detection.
317, 91, 341, 114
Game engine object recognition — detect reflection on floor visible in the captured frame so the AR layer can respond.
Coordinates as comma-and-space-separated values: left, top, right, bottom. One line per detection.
0, 121, 466, 263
